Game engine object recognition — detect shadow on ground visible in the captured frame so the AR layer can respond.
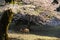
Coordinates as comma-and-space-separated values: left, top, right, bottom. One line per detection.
9, 24, 60, 38
29, 25, 60, 38
9, 38, 20, 40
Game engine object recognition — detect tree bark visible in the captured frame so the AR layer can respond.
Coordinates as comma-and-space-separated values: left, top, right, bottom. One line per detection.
0, 9, 14, 40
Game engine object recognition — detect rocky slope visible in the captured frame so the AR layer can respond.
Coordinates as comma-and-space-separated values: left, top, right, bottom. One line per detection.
0, 0, 60, 26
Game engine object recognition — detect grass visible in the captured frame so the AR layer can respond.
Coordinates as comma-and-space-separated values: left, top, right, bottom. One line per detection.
8, 32, 60, 40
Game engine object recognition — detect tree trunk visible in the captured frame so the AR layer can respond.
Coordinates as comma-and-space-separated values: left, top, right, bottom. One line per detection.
0, 9, 14, 40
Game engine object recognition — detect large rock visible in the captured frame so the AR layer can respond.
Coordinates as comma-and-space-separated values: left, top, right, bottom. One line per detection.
13, 10, 60, 26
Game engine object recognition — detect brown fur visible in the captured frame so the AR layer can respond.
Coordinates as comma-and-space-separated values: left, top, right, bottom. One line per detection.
20, 28, 29, 33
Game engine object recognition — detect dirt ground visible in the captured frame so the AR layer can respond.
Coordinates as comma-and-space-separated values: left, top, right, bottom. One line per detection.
8, 33, 60, 40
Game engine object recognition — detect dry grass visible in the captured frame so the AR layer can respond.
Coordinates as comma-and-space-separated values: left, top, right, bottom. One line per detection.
8, 33, 60, 40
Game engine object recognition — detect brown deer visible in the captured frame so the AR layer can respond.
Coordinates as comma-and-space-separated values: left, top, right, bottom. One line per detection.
20, 27, 29, 33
